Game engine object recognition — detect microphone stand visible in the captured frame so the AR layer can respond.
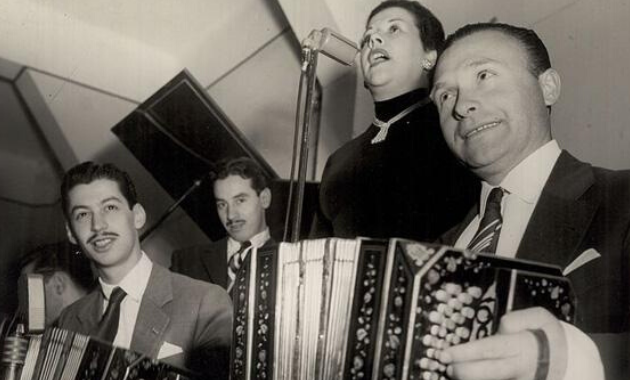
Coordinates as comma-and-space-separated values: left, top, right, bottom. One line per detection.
283, 28, 358, 243
140, 176, 207, 242
283, 45, 319, 243
0, 324, 27, 380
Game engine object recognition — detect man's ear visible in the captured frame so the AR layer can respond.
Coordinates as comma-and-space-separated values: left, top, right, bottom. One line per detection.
132, 203, 147, 230
260, 188, 272, 209
539, 68, 561, 106
49, 271, 66, 295
66, 223, 77, 245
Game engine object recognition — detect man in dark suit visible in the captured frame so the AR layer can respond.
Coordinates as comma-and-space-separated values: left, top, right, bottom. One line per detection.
171, 157, 273, 292
430, 23, 629, 380
57, 162, 232, 379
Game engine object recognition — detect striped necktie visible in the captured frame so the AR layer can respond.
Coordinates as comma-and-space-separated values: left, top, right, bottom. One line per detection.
468, 187, 504, 254
227, 241, 251, 294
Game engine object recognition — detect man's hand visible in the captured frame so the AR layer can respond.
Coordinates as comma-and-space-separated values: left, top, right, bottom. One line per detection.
438, 307, 568, 380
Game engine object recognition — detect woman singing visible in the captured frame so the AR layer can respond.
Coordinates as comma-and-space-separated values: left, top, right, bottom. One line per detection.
314, 0, 478, 241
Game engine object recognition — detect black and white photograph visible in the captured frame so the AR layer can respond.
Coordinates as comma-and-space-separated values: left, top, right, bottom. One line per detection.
0, 0, 628, 379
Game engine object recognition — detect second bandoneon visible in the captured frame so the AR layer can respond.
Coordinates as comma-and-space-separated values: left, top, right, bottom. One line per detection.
231, 238, 575, 380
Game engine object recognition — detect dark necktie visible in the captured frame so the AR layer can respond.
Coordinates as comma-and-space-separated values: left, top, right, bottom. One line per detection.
227, 241, 251, 293
468, 187, 504, 254
94, 287, 127, 343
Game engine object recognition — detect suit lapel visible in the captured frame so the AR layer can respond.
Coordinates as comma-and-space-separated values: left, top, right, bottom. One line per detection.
517, 151, 600, 269
130, 264, 172, 358
262, 237, 277, 248
200, 236, 274, 288
202, 238, 228, 288
438, 206, 478, 246
76, 290, 104, 334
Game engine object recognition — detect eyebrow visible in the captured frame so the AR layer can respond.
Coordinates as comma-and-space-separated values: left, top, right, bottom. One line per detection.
69, 205, 88, 215
466, 57, 501, 68
364, 18, 407, 33
215, 192, 250, 202
431, 78, 451, 95
102, 196, 123, 203
69, 196, 123, 214
432, 57, 502, 91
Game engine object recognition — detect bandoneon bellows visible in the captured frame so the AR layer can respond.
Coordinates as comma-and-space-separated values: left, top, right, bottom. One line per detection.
231, 238, 575, 380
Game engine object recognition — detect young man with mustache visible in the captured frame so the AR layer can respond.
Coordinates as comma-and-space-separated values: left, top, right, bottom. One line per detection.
58, 161, 232, 379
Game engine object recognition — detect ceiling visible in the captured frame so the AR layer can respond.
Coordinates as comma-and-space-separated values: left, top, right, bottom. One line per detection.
0, 0, 583, 98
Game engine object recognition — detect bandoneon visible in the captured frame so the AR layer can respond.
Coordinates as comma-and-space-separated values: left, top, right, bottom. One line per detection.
231, 238, 575, 380
10, 327, 192, 380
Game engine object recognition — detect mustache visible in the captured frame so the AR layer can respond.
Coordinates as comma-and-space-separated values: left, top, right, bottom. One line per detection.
87, 231, 119, 244
226, 220, 245, 228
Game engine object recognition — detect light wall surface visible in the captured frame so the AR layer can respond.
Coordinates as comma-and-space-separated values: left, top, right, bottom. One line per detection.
536, 0, 630, 169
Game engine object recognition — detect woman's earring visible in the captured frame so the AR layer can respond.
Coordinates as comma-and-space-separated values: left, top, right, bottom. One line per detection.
422, 61, 433, 70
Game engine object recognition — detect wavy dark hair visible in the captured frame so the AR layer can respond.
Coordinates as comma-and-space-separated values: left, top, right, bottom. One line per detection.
61, 161, 138, 219
368, 0, 445, 53
213, 157, 268, 194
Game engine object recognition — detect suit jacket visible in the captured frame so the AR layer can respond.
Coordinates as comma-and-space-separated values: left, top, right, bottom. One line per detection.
58, 263, 233, 379
171, 237, 275, 289
440, 151, 630, 334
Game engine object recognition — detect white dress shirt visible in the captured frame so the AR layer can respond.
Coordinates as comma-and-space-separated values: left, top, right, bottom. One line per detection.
454, 140, 603, 380
99, 251, 152, 350
455, 140, 561, 256
226, 227, 271, 263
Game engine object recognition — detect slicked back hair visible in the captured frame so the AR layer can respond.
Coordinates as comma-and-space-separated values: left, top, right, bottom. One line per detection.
440, 22, 552, 78
21, 242, 96, 292
61, 162, 138, 220
213, 157, 268, 194
368, 0, 445, 54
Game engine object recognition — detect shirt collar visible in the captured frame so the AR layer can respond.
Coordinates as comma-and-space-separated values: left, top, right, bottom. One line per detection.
481, 140, 561, 205
227, 227, 271, 256
99, 251, 153, 303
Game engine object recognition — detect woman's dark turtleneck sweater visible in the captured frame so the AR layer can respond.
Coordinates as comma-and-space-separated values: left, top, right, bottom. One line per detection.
374, 88, 429, 122
314, 87, 479, 242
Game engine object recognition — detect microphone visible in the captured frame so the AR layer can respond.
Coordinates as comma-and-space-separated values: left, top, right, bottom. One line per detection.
0, 324, 28, 380
302, 28, 359, 66
17, 274, 45, 334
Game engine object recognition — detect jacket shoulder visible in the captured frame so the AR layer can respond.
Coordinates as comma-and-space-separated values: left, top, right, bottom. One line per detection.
170, 239, 226, 266
172, 238, 226, 256
590, 166, 630, 203
592, 165, 630, 184
57, 289, 100, 330
163, 264, 228, 298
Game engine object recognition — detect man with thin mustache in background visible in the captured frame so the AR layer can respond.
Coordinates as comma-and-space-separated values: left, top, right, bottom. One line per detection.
171, 157, 274, 296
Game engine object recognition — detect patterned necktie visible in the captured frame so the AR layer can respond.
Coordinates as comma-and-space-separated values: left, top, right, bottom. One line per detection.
468, 187, 504, 254
94, 287, 126, 343
227, 241, 251, 294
